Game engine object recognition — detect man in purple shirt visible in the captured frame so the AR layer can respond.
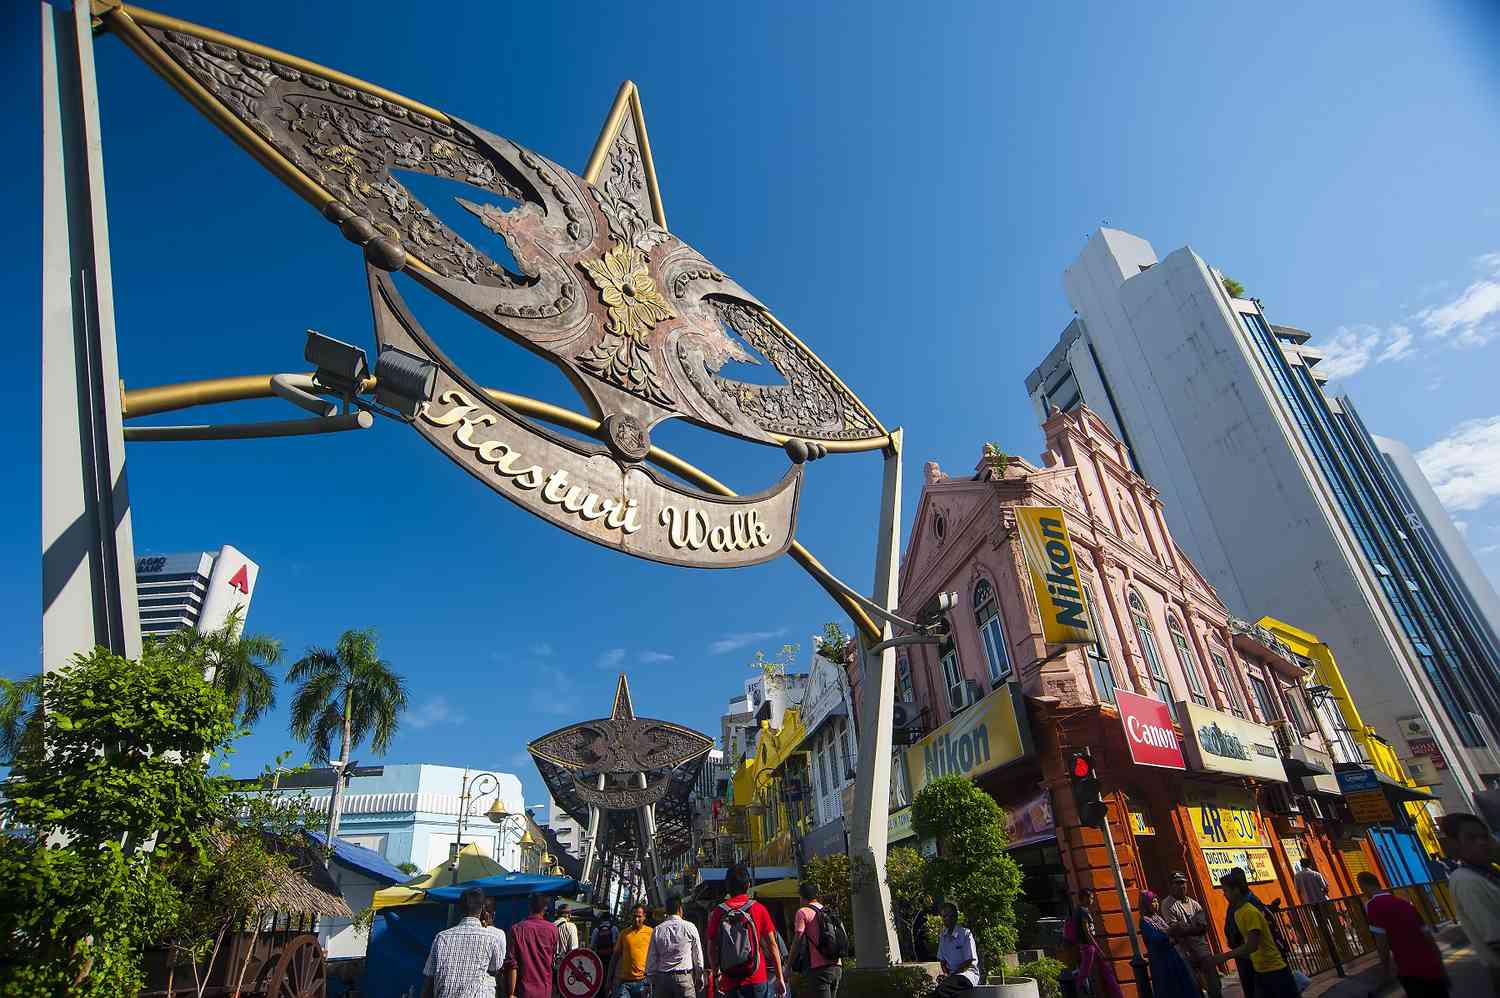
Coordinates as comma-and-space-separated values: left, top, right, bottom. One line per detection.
504, 893, 562, 998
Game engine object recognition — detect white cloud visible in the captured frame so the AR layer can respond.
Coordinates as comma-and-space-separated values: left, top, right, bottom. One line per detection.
1416, 415, 1500, 513
1455, 520, 1470, 535
709, 628, 787, 655
407, 695, 467, 730
528, 668, 578, 716
597, 648, 626, 670
1313, 326, 1381, 379
1416, 253, 1500, 348
1377, 324, 1414, 363
638, 651, 675, 664
529, 641, 555, 657
1477, 543, 1500, 556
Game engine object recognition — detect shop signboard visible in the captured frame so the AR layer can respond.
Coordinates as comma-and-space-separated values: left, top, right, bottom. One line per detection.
904, 682, 1033, 797
1015, 506, 1094, 645
1346, 790, 1396, 824
1129, 809, 1156, 836
1115, 690, 1186, 770
1178, 701, 1287, 782
1005, 792, 1056, 848
1202, 848, 1277, 885
888, 806, 915, 843
1187, 786, 1269, 850
1336, 768, 1381, 794
1401, 756, 1443, 786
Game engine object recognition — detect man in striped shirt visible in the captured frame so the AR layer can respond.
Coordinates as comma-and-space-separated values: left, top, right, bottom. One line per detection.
423, 888, 506, 998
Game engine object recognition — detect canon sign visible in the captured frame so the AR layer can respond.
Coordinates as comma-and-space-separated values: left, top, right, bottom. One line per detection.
1115, 691, 1186, 770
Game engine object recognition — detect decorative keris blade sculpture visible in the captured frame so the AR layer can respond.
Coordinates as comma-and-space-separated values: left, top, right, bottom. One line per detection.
101, 4, 888, 569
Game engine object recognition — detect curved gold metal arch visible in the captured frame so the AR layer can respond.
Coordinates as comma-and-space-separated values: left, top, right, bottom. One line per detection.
121, 375, 886, 641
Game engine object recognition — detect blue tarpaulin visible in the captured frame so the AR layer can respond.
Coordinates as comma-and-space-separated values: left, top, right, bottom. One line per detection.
363, 874, 579, 998
305, 830, 408, 885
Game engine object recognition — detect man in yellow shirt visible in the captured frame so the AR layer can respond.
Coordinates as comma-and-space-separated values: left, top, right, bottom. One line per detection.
609, 903, 654, 998
1211, 868, 1298, 998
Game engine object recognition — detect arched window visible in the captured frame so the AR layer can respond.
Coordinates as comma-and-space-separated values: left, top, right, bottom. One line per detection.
939, 638, 968, 714
1208, 643, 1244, 717
973, 578, 1011, 683
1167, 614, 1209, 707
1080, 582, 1116, 705
1128, 590, 1177, 721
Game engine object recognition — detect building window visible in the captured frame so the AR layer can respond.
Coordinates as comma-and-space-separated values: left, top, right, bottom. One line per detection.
840, 721, 854, 778
818, 750, 830, 799
940, 640, 966, 713
1210, 650, 1244, 717
1248, 673, 1280, 724
1128, 590, 1177, 720
974, 578, 1012, 683
1283, 685, 1315, 736
1167, 615, 1209, 707
1081, 582, 1116, 705
896, 654, 915, 702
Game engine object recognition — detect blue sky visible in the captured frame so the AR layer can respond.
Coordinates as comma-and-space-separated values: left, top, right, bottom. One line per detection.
6, 2, 1500, 810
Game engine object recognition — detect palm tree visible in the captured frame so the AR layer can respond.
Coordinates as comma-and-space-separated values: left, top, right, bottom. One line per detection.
287, 628, 408, 841
151, 606, 282, 726
0, 674, 42, 766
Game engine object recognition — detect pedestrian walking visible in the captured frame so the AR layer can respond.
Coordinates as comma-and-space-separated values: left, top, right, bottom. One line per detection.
1162, 871, 1221, 998
504, 893, 562, 998
647, 894, 706, 998
1139, 891, 1200, 998
1357, 871, 1448, 997
935, 903, 980, 997
1065, 886, 1124, 998
1439, 812, 1500, 990
1292, 858, 1328, 906
422, 887, 506, 998
790, 881, 847, 998
594, 915, 620, 971
1211, 867, 1299, 998
553, 904, 580, 955
706, 863, 786, 997
609, 903, 654, 998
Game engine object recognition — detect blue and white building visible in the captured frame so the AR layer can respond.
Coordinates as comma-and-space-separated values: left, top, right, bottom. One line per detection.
284, 763, 528, 873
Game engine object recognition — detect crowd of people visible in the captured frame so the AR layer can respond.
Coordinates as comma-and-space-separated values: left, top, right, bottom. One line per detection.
417, 812, 1500, 998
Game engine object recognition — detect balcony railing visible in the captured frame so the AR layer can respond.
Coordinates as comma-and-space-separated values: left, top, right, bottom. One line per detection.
1266, 884, 1456, 979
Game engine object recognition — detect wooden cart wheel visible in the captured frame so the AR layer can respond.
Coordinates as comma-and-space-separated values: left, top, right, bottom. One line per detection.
263, 934, 325, 998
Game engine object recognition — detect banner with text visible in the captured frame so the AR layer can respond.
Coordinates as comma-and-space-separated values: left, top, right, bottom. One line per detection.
1178, 701, 1287, 782
1116, 690, 1187, 769
1015, 506, 1094, 645
905, 682, 1033, 798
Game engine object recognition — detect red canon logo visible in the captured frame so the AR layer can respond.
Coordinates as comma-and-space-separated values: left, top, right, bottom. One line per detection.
1115, 691, 1187, 770
1127, 715, 1177, 750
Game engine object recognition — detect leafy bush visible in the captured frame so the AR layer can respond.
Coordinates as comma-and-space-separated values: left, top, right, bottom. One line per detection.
1222, 276, 1246, 298
840, 964, 936, 998
912, 775, 1025, 976
1015, 956, 1066, 998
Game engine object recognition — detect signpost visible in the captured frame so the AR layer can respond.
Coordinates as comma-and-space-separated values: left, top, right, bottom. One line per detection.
558, 949, 604, 998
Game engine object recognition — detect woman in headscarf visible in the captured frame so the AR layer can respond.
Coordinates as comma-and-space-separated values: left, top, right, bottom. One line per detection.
1065, 886, 1124, 998
1139, 890, 1202, 998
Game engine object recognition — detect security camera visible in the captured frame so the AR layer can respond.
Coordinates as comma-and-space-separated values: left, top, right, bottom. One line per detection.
915, 591, 959, 635
305, 330, 370, 395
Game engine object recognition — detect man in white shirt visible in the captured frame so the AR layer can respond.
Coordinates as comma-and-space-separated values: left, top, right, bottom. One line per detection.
1293, 857, 1329, 905
553, 904, 580, 954
935, 902, 980, 996
645, 894, 704, 998
1440, 812, 1500, 988
1162, 871, 1220, 998
422, 887, 506, 998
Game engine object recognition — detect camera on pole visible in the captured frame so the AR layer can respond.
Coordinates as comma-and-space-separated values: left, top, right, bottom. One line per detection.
1069, 749, 1107, 827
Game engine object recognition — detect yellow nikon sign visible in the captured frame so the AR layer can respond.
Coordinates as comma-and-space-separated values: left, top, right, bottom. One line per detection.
1015, 506, 1094, 645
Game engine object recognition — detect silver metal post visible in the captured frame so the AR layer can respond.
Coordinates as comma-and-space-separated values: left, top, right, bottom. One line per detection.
848, 430, 904, 967
41, 0, 141, 673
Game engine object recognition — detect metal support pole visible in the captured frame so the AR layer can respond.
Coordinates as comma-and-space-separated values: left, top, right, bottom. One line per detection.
580, 774, 605, 886
41, 0, 141, 673
1099, 810, 1151, 998
847, 429, 904, 967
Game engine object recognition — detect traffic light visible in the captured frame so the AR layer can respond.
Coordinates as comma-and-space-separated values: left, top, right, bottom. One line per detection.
1069, 750, 1107, 827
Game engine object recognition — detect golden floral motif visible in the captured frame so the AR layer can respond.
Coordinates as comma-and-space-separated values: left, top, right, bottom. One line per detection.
581, 243, 676, 342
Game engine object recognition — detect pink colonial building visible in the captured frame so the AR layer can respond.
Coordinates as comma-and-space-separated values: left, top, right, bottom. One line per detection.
883, 405, 1347, 996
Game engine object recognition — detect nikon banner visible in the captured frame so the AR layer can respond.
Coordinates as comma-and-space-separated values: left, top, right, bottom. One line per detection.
1015, 506, 1094, 645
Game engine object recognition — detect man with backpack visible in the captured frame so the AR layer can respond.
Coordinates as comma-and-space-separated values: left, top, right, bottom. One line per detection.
791, 882, 848, 997
1210, 867, 1299, 998
706, 863, 786, 997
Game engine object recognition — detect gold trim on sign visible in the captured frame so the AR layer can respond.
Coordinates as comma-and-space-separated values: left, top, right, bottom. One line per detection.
582, 80, 667, 230
119, 375, 884, 640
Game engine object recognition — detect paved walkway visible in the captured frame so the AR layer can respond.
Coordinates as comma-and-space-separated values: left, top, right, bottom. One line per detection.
1219, 925, 1487, 998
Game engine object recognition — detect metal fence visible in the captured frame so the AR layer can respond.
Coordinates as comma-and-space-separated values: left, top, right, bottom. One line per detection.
1267, 883, 1455, 978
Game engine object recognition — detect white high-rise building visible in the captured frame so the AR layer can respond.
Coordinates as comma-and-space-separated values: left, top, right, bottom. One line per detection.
134, 544, 259, 638
544, 793, 587, 862
1024, 228, 1500, 812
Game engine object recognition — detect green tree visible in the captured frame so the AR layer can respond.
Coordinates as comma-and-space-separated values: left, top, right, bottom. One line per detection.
912, 775, 1024, 979
886, 846, 934, 960
0, 672, 41, 765
2, 647, 236, 852
813, 623, 851, 664
151, 606, 282, 727
1222, 275, 1246, 298
288, 628, 409, 839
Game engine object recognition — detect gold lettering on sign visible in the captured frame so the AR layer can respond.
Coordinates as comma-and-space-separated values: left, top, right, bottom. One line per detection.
659, 506, 772, 552
422, 390, 642, 534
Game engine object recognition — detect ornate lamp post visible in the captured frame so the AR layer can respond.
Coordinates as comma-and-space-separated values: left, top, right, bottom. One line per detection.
450, 769, 519, 884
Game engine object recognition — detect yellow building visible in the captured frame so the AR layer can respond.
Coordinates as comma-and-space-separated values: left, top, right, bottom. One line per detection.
1258, 616, 1443, 860
730, 707, 808, 867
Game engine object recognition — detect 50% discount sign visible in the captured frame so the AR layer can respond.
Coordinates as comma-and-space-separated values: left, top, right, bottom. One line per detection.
558, 948, 605, 998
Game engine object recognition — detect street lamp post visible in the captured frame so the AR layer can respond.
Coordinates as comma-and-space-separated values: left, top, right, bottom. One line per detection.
450, 768, 518, 885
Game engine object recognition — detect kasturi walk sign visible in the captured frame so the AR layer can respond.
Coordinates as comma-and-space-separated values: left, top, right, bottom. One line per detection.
1015, 506, 1095, 645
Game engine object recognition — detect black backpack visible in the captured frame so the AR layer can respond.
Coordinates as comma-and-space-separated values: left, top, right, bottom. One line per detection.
717, 899, 761, 979
813, 906, 850, 960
